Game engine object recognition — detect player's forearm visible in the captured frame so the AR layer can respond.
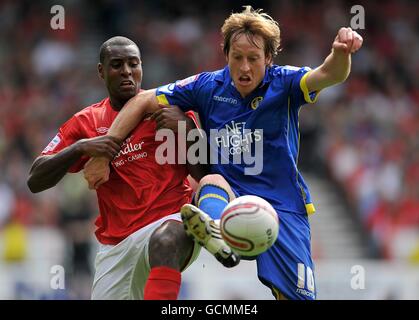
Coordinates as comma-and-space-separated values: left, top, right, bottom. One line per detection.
184, 118, 210, 182
108, 89, 158, 141
307, 49, 351, 92
27, 144, 83, 193
322, 48, 351, 83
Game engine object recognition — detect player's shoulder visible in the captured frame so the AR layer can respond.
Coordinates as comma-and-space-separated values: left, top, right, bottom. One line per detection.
59, 98, 109, 132
194, 68, 225, 85
197, 66, 236, 89
269, 65, 312, 79
173, 69, 224, 92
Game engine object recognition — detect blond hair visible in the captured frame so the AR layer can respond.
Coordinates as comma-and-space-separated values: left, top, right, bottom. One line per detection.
221, 6, 281, 61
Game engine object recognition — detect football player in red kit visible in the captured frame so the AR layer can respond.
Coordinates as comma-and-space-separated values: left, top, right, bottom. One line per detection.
27, 36, 200, 300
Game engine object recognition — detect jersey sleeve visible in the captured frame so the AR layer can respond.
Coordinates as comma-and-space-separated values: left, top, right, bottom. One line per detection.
155, 73, 212, 113
282, 66, 320, 107
185, 111, 201, 129
41, 116, 89, 173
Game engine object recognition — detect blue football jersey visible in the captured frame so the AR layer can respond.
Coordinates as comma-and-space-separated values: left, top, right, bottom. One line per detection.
156, 65, 319, 216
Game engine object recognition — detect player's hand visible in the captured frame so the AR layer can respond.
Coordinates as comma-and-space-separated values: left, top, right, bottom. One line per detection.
332, 27, 363, 54
151, 105, 194, 133
77, 136, 121, 160
83, 157, 110, 190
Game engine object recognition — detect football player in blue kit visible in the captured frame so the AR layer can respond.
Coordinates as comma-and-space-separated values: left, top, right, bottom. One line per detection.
85, 6, 363, 300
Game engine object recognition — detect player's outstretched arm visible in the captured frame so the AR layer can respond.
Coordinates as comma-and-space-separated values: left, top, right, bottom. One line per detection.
83, 89, 160, 189
108, 89, 160, 140
27, 136, 120, 193
151, 106, 210, 182
306, 27, 363, 92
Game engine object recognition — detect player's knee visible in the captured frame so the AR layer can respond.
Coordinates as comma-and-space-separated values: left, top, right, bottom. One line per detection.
197, 174, 235, 202
148, 221, 193, 269
150, 222, 184, 252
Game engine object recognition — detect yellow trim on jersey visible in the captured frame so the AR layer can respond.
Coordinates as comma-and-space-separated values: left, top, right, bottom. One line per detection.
197, 193, 229, 207
272, 286, 287, 300
156, 94, 170, 106
272, 286, 281, 300
299, 71, 320, 104
306, 203, 316, 215
288, 98, 316, 216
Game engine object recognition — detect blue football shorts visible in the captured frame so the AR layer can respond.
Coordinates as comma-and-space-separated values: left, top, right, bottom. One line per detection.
230, 188, 316, 300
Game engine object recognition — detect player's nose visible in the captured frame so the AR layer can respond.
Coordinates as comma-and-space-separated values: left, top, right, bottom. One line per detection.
240, 60, 251, 72
121, 63, 132, 76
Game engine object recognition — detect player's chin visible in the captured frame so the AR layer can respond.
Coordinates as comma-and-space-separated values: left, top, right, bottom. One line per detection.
117, 90, 137, 101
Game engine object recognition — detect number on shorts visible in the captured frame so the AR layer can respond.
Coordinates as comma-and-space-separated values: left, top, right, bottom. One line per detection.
297, 263, 315, 292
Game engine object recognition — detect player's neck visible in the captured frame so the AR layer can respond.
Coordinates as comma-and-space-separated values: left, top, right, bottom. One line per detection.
109, 97, 125, 112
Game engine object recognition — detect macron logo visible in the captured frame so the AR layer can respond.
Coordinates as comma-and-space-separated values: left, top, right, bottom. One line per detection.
213, 95, 238, 105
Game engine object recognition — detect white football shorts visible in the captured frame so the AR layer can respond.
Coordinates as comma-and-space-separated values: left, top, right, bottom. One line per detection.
91, 213, 201, 300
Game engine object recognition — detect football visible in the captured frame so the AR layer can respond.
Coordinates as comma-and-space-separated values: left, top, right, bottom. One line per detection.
220, 195, 279, 257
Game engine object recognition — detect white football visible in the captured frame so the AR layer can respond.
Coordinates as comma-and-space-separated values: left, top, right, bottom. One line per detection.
220, 195, 279, 257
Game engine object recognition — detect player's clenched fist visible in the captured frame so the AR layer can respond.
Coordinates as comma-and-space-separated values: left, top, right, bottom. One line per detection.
77, 135, 121, 159
151, 105, 195, 132
332, 27, 363, 54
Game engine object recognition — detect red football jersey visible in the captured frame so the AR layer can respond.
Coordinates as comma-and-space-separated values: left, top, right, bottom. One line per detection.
42, 97, 192, 244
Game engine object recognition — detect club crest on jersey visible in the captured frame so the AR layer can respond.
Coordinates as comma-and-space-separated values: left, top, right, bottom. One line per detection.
251, 96, 263, 110
176, 74, 199, 88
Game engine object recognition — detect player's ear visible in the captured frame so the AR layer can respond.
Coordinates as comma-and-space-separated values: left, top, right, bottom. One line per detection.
98, 63, 104, 80
265, 54, 273, 66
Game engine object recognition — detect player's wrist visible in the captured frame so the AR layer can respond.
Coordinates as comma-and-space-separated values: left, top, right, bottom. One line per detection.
185, 117, 196, 132
73, 139, 87, 157
331, 46, 351, 58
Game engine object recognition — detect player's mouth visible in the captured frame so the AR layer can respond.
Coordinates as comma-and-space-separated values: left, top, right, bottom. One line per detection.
238, 75, 252, 86
120, 80, 135, 89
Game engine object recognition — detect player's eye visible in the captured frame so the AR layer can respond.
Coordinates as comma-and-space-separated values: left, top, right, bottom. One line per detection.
248, 56, 258, 62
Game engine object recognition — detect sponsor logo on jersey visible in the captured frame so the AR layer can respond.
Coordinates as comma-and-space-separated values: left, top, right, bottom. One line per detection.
154, 120, 264, 175
213, 121, 262, 156
112, 135, 148, 167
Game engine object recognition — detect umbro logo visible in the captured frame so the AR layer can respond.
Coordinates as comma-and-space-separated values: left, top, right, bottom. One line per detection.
96, 127, 109, 134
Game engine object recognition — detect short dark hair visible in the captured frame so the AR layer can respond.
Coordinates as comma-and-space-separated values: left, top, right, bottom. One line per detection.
99, 36, 140, 63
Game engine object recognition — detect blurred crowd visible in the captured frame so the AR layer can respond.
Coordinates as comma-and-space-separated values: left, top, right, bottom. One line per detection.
0, 0, 417, 298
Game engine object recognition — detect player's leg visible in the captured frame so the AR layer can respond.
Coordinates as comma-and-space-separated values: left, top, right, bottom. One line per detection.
256, 210, 316, 300
194, 174, 236, 220
91, 213, 199, 300
181, 174, 240, 268
143, 220, 195, 300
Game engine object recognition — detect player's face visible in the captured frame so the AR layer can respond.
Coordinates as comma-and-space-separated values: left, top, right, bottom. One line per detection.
226, 33, 271, 98
100, 45, 142, 108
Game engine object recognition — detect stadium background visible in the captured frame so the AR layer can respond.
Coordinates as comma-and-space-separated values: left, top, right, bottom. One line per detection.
0, 0, 417, 299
